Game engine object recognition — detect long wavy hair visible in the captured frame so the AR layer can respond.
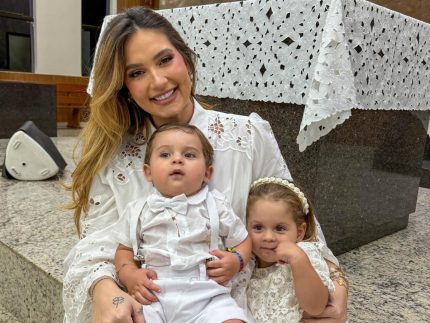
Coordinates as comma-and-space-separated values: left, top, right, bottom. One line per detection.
69, 7, 197, 235
246, 182, 317, 242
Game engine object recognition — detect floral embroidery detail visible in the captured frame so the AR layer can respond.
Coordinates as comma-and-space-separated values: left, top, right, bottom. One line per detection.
207, 113, 252, 158
246, 120, 252, 134
120, 144, 142, 159
133, 132, 147, 145
117, 173, 126, 182
209, 116, 225, 138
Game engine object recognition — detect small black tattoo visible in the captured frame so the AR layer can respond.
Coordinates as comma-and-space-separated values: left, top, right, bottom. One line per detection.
112, 296, 125, 308
137, 307, 144, 315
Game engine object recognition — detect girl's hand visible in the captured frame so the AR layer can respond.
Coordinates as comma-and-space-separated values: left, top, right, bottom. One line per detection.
120, 266, 161, 305
276, 240, 304, 265
91, 278, 144, 323
206, 249, 240, 285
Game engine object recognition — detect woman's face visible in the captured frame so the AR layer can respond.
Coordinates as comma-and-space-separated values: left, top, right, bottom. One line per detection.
124, 29, 194, 128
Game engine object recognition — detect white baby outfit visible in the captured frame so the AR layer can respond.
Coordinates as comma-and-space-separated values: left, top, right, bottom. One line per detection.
113, 185, 248, 322
246, 242, 335, 323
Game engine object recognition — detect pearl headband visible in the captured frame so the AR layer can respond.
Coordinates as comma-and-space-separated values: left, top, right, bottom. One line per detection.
250, 177, 310, 215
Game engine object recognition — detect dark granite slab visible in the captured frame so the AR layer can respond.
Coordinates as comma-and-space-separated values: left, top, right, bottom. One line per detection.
0, 82, 57, 138
199, 96, 430, 255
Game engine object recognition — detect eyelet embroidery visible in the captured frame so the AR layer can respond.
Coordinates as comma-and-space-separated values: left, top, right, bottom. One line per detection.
207, 113, 252, 157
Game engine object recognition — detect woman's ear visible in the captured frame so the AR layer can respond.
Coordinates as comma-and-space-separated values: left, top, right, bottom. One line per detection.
296, 222, 307, 242
143, 164, 153, 182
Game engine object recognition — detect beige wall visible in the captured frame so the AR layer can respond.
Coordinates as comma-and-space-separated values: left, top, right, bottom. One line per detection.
33, 0, 81, 76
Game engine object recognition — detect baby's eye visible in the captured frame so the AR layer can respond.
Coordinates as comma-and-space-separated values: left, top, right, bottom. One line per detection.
275, 225, 286, 232
128, 70, 145, 78
159, 152, 170, 158
184, 152, 196, 158
252, 224, 263, 231
160, 55, 173, 65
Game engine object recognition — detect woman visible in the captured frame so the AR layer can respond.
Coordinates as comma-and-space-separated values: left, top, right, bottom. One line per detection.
63, 6, 347, 323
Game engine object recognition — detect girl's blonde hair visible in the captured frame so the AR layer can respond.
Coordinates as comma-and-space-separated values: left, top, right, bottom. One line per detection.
246, 180, 317, 241
69, 7, 197, 235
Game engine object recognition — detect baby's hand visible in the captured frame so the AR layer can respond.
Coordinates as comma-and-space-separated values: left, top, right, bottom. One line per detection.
276, 240, 304, 265
120, 266, 161, 305
206, 249, 240, 285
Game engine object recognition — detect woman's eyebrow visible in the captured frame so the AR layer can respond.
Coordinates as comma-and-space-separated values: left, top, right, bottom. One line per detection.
153, 48, 173, 61
125, 48, 174, 71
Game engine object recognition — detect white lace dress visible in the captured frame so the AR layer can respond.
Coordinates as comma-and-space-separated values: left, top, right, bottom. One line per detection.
247, 242, 335, 323
62, 101, 336, 322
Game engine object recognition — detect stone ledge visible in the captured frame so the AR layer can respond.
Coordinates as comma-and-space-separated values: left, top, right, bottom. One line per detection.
0, 137, 78, 322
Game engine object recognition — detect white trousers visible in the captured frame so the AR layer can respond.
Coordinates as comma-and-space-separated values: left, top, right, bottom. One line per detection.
142, 264, 248, 323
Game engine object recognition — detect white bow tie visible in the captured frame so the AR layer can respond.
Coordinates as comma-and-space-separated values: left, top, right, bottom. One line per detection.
147, 194, 188, 215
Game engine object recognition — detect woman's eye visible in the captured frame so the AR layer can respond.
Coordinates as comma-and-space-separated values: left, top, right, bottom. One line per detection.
160, 55, 173, 65
129, 70, 145, 78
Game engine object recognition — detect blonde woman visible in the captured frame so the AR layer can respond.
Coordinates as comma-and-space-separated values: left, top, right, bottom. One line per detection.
63, 7, 347, 323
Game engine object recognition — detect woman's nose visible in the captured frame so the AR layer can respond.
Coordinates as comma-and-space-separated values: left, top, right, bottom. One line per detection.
150, 69, 168, 88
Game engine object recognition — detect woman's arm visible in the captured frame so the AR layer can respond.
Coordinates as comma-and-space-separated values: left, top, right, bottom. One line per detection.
276, 241, 329, 315
63, 171, 130, 322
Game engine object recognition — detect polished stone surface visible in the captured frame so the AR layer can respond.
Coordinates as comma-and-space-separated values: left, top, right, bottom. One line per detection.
340, 187, 430, 322
0, 82, 57, 138
201, 96, 429, 254
0, 137, 77, 322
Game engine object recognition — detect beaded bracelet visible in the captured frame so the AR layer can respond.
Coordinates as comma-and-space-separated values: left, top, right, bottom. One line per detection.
227, 248, 244, 272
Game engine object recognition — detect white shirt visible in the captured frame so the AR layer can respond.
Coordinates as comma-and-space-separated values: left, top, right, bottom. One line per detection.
113, 186, 248, 270
63, 101, 335, 322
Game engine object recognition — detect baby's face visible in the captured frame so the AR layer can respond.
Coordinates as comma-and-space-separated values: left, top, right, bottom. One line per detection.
144, 130, 212, 197
247, 199, 303, 268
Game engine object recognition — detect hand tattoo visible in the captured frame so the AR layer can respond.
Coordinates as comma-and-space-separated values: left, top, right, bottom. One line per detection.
112, 296, 125, 308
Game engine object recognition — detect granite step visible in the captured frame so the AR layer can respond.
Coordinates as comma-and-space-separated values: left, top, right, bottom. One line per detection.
0, 303, 22, 323
0, 137, 78, 323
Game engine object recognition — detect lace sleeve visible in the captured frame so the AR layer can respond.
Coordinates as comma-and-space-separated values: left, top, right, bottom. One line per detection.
298, 242, 336, 294
63, 170, 121, 323
249, 113, 292, 181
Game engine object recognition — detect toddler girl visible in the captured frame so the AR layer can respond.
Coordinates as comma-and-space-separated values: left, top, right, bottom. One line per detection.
246, 177, 335, 323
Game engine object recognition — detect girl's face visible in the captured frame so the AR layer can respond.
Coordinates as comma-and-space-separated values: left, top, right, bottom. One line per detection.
124, 29, 194, 128
247, 199, 305, 268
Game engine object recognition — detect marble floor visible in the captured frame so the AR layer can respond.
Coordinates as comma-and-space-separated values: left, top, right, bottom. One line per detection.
0, 125, 429, 322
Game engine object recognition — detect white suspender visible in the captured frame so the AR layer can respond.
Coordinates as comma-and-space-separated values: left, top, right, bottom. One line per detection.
206, 192, 220, 251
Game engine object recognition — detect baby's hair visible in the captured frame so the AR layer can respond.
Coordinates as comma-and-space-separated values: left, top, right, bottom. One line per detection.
144, 123, 214, 167
247, 178, 317, 241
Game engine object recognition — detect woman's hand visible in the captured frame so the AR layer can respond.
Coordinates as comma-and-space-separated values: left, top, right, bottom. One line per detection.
206, 249, 240, 285
120, 266, 161, 305
91, 278, 145, 323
